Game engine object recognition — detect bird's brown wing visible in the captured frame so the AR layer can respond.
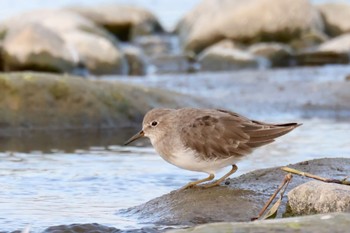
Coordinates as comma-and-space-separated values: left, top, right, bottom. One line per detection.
180, 109, 300, 161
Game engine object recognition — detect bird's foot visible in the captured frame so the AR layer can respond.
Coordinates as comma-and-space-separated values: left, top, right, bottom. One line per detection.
180, 182, 199, 190
179, 174, 215, 190
200, 180, 222, 189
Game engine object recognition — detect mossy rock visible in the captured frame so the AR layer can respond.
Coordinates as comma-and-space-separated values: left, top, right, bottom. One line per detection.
0, 72, 204, 133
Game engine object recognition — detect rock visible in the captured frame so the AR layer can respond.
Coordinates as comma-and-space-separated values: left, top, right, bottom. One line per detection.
42, 223, 119, 233
122, 158, 350, 226
288, 29, 329, 51
122, 45, 147, 76
248, 43, 293, 67
293, 51, 349, 66
0, 9, 127, 75
2, 23, 76, 73
293, 33, 350, 66
61, 30, 127, 75
0, 72, 204, 133
286, 181, 350, 216
198, 40, 260, 71
149, 54, 192, 74
134, 35, 193, 74
346, 75, 350, 81
318, 33, 350, 53
318, 3, 350, 37
168, 213, 350, 233
134, 35, 178, 57
177, 0, 324, 53
0, 41, 3, 71
68, 5, 163, 41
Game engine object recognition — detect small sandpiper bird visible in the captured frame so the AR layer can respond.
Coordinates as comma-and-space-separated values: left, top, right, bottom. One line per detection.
125, 108, 301, 189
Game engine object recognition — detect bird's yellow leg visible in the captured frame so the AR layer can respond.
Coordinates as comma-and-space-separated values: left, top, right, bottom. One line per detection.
181, 173, 215, 190
201, 164, 238, 188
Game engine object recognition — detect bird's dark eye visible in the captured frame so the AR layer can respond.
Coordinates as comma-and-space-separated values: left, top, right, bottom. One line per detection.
151, 121, 158, 127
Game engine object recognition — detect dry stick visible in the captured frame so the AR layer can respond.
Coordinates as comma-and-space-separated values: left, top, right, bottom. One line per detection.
281, 167, 350, 185
251, 173, 293, 221
260, 173, 293, 220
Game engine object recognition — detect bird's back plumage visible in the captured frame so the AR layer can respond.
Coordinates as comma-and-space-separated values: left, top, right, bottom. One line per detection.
179, 108, 301, 161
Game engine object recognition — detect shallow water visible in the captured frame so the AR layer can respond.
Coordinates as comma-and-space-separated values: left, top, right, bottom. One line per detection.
1, 117, 350, 232
2, 66, 350, 231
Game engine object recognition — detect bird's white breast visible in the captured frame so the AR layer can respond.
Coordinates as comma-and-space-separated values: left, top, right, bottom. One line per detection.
149, 133, 239, 174
160, 146, 238, 174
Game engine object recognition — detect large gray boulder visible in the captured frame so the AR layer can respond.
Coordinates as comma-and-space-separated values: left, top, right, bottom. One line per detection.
0, 9, 127, 75
198, 40, 260, 71
0, 72, 204, 133
177, 0, 324, 53
68, 5, 163, 41
123, 158, 350, 226
61, 30, 127, 75
2, 23, 76, 72
318, 3, 350, 37
287, 181, 350, 216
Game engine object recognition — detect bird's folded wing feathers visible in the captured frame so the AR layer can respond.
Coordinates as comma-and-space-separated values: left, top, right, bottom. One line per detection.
180, 110, 299, 160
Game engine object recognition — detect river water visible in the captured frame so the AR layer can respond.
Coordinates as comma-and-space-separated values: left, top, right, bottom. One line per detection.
2, 66, 350, 232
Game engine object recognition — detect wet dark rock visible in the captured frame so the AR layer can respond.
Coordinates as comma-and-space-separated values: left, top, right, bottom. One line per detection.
123, 158, 350, 226
134, 35, 178, 57
149, 54, 192, 74
68, 5, 163, 41
318, 3, 350, 37
42, 223, 120, 233
133, 35, 192, 74
293, 50, 349, 66
198, 40, 260, 71
286, 181, 350, 216
177, 0, 324, 54
288, 29, 328, 52
168, 213, 350, 233
293, 33, 350, 66
0, 72, 204, 134
122, 45, 147, 76
248, 43, 293, 67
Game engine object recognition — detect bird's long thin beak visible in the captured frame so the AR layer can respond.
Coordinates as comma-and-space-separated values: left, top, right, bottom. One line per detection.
124, 130, 144, 145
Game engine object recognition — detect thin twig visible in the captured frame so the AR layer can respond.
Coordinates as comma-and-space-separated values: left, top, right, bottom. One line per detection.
251, 173, 293, 221
281, 167, 350, 185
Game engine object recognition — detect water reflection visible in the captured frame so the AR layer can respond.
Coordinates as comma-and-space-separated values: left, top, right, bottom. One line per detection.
0, 128, 146, 153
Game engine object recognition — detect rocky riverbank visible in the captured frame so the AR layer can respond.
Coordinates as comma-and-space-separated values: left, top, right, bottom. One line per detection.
1, 0, 350, 75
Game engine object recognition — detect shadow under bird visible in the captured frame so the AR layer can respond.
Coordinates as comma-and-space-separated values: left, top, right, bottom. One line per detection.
125, 108, 301, 189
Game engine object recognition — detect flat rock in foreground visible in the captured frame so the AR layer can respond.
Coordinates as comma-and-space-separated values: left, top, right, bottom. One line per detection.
122, 158, 350, 226
168, 213, 350, 233
287, 180, 350, 215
